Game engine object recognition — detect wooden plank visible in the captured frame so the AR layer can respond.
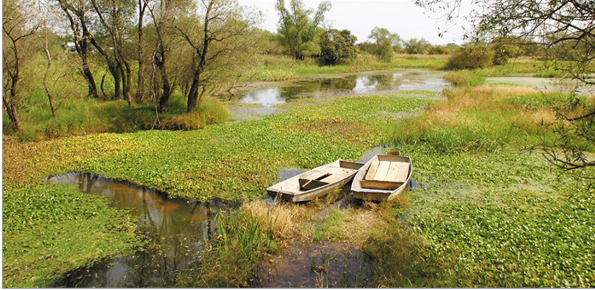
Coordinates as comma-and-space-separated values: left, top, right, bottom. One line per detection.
385, 162, 409, 183
360, 180, 402, 190
372, 161, 391, 181
320, 169, 353, 184
393, 162, 410, 183
365, 160, 381, 180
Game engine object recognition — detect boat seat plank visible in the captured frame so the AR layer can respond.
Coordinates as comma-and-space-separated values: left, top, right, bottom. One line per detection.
319, 169, 354, 183
365, 160, 381, 180
371, 161, 391, 181
385, 162, 409, 183
360, 180, 402, 190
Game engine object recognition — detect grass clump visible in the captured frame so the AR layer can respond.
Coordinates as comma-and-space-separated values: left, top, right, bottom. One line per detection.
164, 204, 281, 287
444, 70, 487, 86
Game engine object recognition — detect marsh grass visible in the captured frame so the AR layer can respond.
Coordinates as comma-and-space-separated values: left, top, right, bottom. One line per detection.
391, 85, 564, 152
7, 94, 230, 141
165, 205, 280, 287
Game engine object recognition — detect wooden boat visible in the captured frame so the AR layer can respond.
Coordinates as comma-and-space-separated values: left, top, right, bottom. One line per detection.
350, 153, 412, 201
267, 159, 364, 202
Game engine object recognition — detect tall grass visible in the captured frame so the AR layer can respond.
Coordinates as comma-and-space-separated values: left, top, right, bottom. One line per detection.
6, 93, 230, 141
390, 85, 562, 152
165, 203, 282, 287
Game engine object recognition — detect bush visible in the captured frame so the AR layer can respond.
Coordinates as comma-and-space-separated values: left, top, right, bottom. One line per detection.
444, 45, 495, 70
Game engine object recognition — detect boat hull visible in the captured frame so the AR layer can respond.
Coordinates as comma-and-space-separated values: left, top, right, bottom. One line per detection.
267, 160, 364, 202
351, 155, 412, 201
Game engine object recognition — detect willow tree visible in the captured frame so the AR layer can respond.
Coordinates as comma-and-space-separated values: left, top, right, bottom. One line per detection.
275, 0, 330, 60
416, 0, 595, 177
175, 0, 265, 113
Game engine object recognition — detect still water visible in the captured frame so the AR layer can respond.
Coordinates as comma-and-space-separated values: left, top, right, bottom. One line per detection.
48, 172, 232, 287
236, 70, 449, 107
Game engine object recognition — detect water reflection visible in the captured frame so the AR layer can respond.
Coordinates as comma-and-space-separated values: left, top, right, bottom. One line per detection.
48, 172, 231, 287
237, 71, 449, 106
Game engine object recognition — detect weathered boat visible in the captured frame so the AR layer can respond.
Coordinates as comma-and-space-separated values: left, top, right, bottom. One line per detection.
267, 159, 364, 202
350, 153, 412, 201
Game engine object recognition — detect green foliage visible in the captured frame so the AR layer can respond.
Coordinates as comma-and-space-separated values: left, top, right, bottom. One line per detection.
319, 29, 357, 65
275, 0, 331, 60
368, 27, 401, 62
404, 38, 432, 54
444, 70, 486, 86
5, 93, 230, 140
2, 184, 139, 288
428, 45, 448, 55
165, 210, 277, 287
363, 221, 451, 287
444, 44, 495, 70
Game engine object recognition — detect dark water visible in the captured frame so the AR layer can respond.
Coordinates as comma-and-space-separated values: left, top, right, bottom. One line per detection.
250, 241, 371, 288
48, 172, 231, 287
237, 71, 449, 106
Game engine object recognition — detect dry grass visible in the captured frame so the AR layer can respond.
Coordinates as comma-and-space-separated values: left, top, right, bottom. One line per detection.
242, 200, 309, 241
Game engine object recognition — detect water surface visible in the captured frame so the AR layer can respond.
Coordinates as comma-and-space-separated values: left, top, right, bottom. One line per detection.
236, 70, 449, 107
49, 172, 230, 287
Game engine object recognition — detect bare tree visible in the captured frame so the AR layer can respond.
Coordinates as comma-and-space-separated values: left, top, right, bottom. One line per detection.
3, 0, 40, 132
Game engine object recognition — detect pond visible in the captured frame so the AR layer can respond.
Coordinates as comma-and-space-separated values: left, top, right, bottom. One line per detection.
232, 70, 449, 107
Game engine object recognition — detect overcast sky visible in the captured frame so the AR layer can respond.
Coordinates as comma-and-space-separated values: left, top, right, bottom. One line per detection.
237, 0, 473, 45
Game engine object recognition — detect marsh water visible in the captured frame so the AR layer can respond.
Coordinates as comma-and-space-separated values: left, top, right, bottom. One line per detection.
234, 70, 449, 107
48, 173, 232, 287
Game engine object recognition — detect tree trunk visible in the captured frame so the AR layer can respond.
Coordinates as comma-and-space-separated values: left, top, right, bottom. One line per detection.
154, 50, 171, 113
42, 40, 57, 117
2, 96, 23, 132
136, 0, 147, 103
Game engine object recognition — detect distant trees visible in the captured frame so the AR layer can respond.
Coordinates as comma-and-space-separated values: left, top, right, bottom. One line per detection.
275, 0, 331, 60
319, 29, 357, 65
403, 38, 432, 54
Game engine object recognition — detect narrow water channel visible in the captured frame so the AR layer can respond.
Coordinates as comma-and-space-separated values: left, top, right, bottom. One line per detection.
48, 172, 232, 287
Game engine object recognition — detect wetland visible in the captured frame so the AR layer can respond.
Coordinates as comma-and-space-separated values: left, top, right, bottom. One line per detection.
3, 66, 594, 288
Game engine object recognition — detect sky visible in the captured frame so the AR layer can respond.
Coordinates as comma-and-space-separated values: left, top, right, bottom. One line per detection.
238, 0, 474, 45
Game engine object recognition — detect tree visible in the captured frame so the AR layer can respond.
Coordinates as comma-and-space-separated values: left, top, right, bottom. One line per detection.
3, 0, 39, 132
368, 27, 401, 62
90, 0, 136, 106
57, 0, 99, 99
175, 0, 265, 113
319, 29, 357, 65
275, 0, 331, 60
404, 37, 432, 54
415, 0, 595, 176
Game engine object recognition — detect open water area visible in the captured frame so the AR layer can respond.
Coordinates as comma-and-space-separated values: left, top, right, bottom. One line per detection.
225, 69, 450, 121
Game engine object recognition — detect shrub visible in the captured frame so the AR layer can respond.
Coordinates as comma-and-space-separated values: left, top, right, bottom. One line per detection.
444, 45, 495, 70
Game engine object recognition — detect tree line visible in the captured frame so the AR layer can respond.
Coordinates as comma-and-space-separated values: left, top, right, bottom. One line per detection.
3, 0, 265, 133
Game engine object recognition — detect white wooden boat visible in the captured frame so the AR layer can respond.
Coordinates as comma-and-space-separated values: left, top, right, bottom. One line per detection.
267, 159, 364, 202
350, 154, 412, 201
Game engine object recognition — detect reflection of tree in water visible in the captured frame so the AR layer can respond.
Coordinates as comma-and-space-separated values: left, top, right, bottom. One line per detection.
50, 173, 226, 287
279, 76, 358, 101
360, 74, 401, 91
